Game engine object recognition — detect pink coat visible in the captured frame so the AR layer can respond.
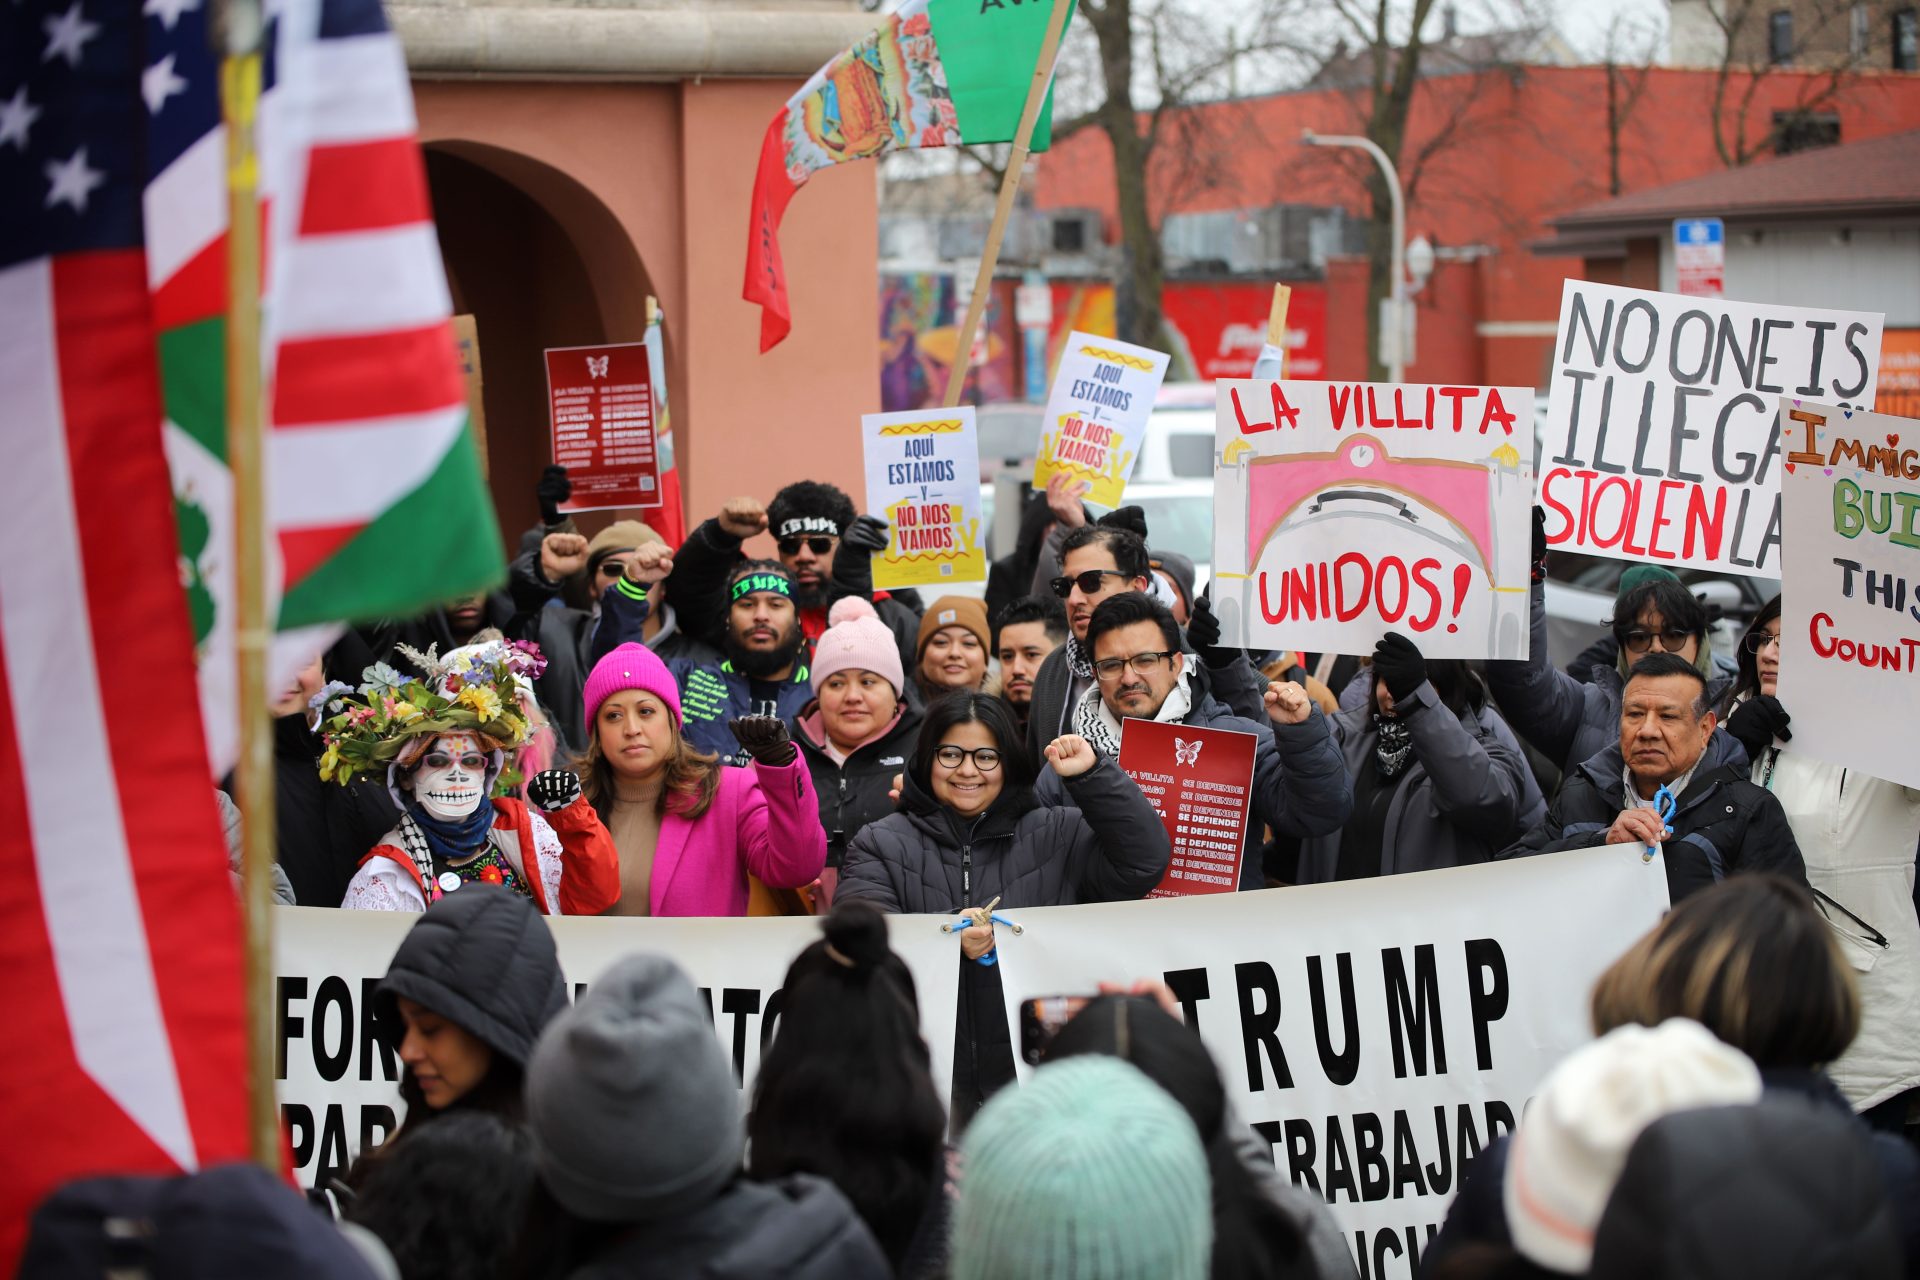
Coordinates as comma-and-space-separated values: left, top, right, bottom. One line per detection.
651, 758, 827, 917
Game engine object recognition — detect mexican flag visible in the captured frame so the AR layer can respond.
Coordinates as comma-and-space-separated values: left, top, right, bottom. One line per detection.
744, 0, 1075, 352
160, 0, 503, 774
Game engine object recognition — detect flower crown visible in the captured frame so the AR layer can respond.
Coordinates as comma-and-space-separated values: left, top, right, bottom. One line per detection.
315, 640, 544, 786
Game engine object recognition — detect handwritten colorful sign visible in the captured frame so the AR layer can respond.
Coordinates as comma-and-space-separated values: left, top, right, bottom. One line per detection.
1117, 718, 1257, 898
545, 341, 661, 512
1541, 282, 1883, 575
1032, 330, 1170, 507
861, 407, 987, 590
1211, 380, 1535, 659
1777, 398, 1920, 787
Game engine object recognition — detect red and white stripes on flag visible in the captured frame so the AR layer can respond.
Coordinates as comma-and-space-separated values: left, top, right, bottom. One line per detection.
0, 255, 249, 1263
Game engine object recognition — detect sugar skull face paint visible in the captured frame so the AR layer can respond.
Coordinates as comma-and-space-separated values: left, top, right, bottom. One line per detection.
412, 732, 487, 820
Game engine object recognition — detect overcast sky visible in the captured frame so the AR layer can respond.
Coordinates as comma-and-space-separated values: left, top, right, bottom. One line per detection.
1552, 0, 1670, 59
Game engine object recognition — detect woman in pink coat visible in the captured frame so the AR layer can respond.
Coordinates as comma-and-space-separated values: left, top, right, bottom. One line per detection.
579, 642, 825, 916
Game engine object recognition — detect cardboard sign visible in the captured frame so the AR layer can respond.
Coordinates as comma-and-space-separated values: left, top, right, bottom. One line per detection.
1211, 379, 1536, 659
861, 408, 987, 589
451, 314, 488, 479
1032, 330, 1170, 506
1777, 398, 1920, 787
1541, 281, 1883, 575
545, 341, 661, 512
1117, 718, 1258, 897
995, 845, 1671, 1267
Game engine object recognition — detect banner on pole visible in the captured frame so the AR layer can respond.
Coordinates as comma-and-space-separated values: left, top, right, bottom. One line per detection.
1777, 397, 1920, 788
545, 342, 662, 513
274, 909, 962, 1191
861, 408, 988, 589
1211, 379, 1535, 659
1117, 719, 1257, 897
1032, 330, 1170, 507
1540, 281, 1883, 575
993, 845, 1669, 1269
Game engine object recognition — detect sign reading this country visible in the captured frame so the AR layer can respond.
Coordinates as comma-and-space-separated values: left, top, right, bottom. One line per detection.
861, 407, 988, 589
1032, 330, 1170, 507
545, 341, 661, 513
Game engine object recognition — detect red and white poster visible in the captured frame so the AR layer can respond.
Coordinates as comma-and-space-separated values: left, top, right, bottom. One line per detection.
545, 341, 661, 512
1117, 719, 1258, 897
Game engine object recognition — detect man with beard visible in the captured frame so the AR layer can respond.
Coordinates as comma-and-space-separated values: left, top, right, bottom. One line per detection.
993, 595, 1066, 738
651, 561, 815, 766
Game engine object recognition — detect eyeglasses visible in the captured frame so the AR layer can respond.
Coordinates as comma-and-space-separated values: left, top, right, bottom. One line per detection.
778, 536, 835, 557
1092, 651, 1177, 682
1743, 630, 1782, 654
933, 745, 1002, 772
1621, 627, 1694, 654
597, 561, 628, 578
1051, 569, 1131, 599
422, 752, 486, 771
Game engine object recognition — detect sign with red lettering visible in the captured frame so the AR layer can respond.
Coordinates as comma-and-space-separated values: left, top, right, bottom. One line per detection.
1777, 398, 1920, 787
1117, 719, 1257, 897
1211, 380, 1536, 659
1540, 282, 1883, 576
545, 342, 661, 512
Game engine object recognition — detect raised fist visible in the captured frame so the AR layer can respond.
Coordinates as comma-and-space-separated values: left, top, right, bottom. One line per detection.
718, 497, 769, 540
540, 531, 589, 583
536, 465, 572, 525
729, 715, 796, 766
1045, 733, 1097, 777
841, 513, 890, 553
527, 769, 583, 813
1265, 680, 1312, 726
624, 541, 674, 587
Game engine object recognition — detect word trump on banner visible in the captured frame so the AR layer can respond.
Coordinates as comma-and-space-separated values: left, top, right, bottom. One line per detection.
1778, 399, 1920, 789
1033, 331, 1171, 507
1211, 379, 1535, 659
1119, 718, 1257, 897
1541, 281, 1883, 574
994, 845, 1670, 1275
545, 341, 662, 512
862, 408, 987, 589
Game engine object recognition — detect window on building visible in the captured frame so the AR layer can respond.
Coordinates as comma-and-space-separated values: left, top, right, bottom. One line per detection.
1852, 4, 1871, 57
1773, 109, 1841, 154
1769, 9, 1794, 63
1896, 8, 1919, 70
1051, 217, 1087, 254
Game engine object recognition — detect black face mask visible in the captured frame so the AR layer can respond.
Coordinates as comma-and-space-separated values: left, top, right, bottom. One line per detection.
725, 622, 806, 680
1373, 714, 1414, 779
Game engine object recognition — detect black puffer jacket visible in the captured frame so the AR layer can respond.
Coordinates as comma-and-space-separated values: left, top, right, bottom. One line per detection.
373, 884, 567, 1067
571, 1174, 890, 1280
269, 710, 398, 907
794, 702, 921, 869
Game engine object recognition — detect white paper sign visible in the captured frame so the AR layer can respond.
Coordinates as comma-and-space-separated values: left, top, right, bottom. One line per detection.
1211, 379, 1535, 658
1541, 281, 1883, 575
1032, 330, 1171, 507
1777, 397, 1920, 787
995, 846, 1670, 1271
861, 407, 987, 589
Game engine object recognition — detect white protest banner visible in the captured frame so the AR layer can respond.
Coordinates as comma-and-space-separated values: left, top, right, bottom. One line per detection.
1541, 280, 1883, 575
1777, 398, 1920, 787
1033, 330, 1171, 507
1211, 379, 1535, 659
994, 846, 1669, 1276
861, 408, 987, 590
274, 907, 962, 1191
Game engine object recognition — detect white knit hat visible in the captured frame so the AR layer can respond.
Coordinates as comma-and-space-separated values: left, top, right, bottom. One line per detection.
1504, 1018, 1763, 1273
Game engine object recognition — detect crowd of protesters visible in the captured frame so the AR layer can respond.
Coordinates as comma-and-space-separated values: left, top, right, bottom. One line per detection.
68, 463, 1916, 1279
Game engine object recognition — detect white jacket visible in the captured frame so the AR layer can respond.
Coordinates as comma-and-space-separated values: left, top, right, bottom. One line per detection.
1756, 744, 1920, 1110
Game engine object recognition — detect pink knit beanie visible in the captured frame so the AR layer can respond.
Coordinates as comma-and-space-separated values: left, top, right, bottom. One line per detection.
583, 643, 683, 727
811, 597, 905, 696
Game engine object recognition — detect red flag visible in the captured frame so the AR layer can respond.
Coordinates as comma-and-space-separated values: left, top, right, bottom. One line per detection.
743, 110, 802, 354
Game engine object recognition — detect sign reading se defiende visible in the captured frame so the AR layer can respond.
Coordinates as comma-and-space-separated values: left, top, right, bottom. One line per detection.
1777, 398, 1920, 788
861, 408, 987, 590
996, 845, 1670, 1273
1118, 718, 1258, 897
1541, 281, 1883, 575
1032, 330, 1171, 507
545, 341, 661, 512
1212, 379, 1535, 660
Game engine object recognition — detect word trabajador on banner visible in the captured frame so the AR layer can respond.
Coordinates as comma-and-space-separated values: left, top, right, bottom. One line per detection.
1778, 397, 1920, 789
1211, 378, 1535, 660
1541, 281, 1883, 574
1032, 330, 1171, 507
995, 845, 1670, 1276
545, 341, 662, 512
1118, 718, 1257, 897
274, 909, 961, 1192
861, 407, 987, 589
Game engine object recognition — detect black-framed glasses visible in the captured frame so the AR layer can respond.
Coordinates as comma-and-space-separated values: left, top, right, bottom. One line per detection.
933, 745, 1002, 772
778, 535, 835, 557
1092, 651, 1177, 682
1051, 569, 1130, 599
1621, 627, 1693, 654
1743, 630, 1782, 654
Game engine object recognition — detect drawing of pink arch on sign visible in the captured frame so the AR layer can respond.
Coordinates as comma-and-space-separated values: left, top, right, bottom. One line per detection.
1245, 436, 1495, 569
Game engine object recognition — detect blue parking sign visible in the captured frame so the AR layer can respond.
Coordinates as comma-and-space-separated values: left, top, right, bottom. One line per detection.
1674, 217, 1724, 296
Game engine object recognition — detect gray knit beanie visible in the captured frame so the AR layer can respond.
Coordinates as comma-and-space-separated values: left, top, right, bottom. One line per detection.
524, 953, 742, 1223
952, 1056, 1212, 1280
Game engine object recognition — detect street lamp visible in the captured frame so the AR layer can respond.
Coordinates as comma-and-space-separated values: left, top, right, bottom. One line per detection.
1302, 129, 1407, 381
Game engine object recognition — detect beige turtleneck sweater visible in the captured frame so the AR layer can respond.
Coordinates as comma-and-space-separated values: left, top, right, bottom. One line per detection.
602, 772, 664, 916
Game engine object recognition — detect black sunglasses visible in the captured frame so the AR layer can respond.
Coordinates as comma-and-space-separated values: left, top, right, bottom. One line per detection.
778, 536, 835, 557
1051, 569, 1131, 599
1620, 627, 1694, 654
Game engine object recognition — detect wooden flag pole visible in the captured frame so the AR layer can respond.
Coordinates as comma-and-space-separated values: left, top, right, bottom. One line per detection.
942, 0, 1075, 409
218, 0, 281, 1171
1266, 283, 1291, 378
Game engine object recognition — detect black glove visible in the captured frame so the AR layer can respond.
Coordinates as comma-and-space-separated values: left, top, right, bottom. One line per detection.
1530, 506, 1548, 582
729, 715, 797, 767
1184, 593, 1238, 669
1372, 631, 1428, 707
842, 514, 890, 553
1725, 695, 1791, 759
527, 769, 582, 813
536, 465, 572, 526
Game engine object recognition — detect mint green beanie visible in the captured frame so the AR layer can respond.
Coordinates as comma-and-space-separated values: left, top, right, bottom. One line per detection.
951, 1057, 1212, 1280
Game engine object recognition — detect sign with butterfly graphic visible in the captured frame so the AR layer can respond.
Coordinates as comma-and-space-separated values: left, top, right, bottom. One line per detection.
544, 341, 661, 512
1117, 718, 1258, 897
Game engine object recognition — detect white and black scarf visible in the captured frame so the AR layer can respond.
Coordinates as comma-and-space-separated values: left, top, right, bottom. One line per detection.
1071, 669, 1195, 758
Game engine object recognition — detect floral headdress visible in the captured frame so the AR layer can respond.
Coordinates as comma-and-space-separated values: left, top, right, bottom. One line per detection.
315, 640, 546, 786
